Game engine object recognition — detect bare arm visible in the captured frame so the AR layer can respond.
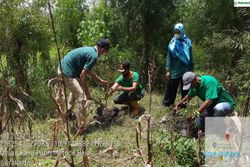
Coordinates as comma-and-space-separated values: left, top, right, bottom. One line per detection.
107, 82, 119, 96
174, 95, 193, 112
166, 71, 170, 80
117, 82, 137, 92
196, 100, 213, 113
165, 51, 171, 80
110, 82, 119, 91
86, 70, 107, 85
80, 69, 91, 100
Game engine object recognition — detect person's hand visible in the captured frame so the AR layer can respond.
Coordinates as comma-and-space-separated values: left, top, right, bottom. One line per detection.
166, 72, 170, 80
172, 105, 179, 115
188, 110, 200, 121
100, 79, 108, 86
117, 86, 123, 91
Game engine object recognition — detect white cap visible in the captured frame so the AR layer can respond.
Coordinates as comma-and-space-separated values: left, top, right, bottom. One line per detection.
182, 72, 196, 90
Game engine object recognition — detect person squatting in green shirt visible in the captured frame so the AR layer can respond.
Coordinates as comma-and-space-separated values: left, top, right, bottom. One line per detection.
174, 72, 236, 131
57, 38, 110, 127
109, 60, 144, 116
163, 23, 194, 107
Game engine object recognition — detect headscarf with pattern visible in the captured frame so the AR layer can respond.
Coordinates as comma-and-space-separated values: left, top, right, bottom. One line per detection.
168, 23, 192, 65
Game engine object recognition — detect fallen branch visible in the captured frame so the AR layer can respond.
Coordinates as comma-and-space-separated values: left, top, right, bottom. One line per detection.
9, 94, 34, 122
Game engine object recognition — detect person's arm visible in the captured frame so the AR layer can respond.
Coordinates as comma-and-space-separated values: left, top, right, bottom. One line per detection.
166, 51, 172, 70
117, 82, 137, 92
87, 70, 108, 85
166, 51, 172, 80
80, 69, 91, 100
197, 80, 218, 113
174, 95, 193, 111
196, 100, 213, 113
110, 82, 119, 91
83, 56, 107, 85
107, 82, 119, 96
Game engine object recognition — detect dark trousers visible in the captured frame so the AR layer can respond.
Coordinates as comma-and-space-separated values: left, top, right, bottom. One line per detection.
195, 102, 216, 132
196, 102, 232, 132
163, 78, 189, 107
114, 92, 143, 104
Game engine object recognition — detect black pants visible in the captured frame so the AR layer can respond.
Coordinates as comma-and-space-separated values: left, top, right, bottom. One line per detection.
163, 77, 189, 107
196, 102, 230, 132
114, 92, 143, 104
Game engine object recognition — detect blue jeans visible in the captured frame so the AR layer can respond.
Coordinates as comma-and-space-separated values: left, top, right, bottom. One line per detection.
196, 102, 233, 131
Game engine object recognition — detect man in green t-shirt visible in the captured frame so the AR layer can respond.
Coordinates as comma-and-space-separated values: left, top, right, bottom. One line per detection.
109, 61, 144, 116
174, 71, 236, 131
57, 38, 110, 127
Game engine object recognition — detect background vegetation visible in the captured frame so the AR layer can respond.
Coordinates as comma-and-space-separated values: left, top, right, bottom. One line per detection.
0, 0, 249, 166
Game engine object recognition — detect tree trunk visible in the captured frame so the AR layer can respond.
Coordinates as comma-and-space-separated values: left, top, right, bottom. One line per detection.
142, 0, 152, 85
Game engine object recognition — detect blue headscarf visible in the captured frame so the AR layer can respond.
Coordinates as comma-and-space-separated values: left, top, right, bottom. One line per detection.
168, 23, 192, 65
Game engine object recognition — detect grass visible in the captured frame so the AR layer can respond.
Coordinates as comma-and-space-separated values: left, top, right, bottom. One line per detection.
0, 88, 199, 167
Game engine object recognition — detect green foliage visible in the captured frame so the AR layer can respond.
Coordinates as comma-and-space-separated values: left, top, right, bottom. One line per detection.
75, 0, 179, 88
0, 0, 52, 84
32, 82, 55, 119
204, 0, 238, 30
0, 0, 54, 118
103, 0, 177, 86
93, 47, 136, 84
54, 0, 86, 47
154, 129, 197, 166
77, 19, 110, 46
77, 0, 110, 46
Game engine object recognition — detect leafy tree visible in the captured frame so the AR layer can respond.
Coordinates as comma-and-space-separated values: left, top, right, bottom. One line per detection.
0, 0, 51, 95
54, 0, 87, 47
77, 0, 110, 46
101, 0, 177, 88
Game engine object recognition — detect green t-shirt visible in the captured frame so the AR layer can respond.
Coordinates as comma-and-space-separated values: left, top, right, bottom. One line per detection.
60, 47, 98, 78
188, 75, 236, 109
115, 71, 144, 95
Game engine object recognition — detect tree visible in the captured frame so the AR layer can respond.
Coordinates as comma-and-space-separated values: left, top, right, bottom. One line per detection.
0, 0, 52, 96
54, 0, 87, 47
105, 0, 177, 88
77, 0, 110, 46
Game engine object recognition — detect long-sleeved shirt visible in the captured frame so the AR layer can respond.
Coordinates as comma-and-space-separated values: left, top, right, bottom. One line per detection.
166, 47, 194, 79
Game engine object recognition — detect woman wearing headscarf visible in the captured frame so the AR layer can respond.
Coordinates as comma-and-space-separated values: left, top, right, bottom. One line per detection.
162, 23, 194, 107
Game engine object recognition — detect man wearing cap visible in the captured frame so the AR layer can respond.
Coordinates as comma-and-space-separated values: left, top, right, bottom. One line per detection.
174, 71, 236, 131
57, 38, 110, 127
163, 23, 194, 108
109, 61, 144, 116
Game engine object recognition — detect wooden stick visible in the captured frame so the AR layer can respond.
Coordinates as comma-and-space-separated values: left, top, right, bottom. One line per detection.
170, 125, 174, 162
197, 130, 202, 167
146, 117, 152, 166
82, 135, 89, 167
